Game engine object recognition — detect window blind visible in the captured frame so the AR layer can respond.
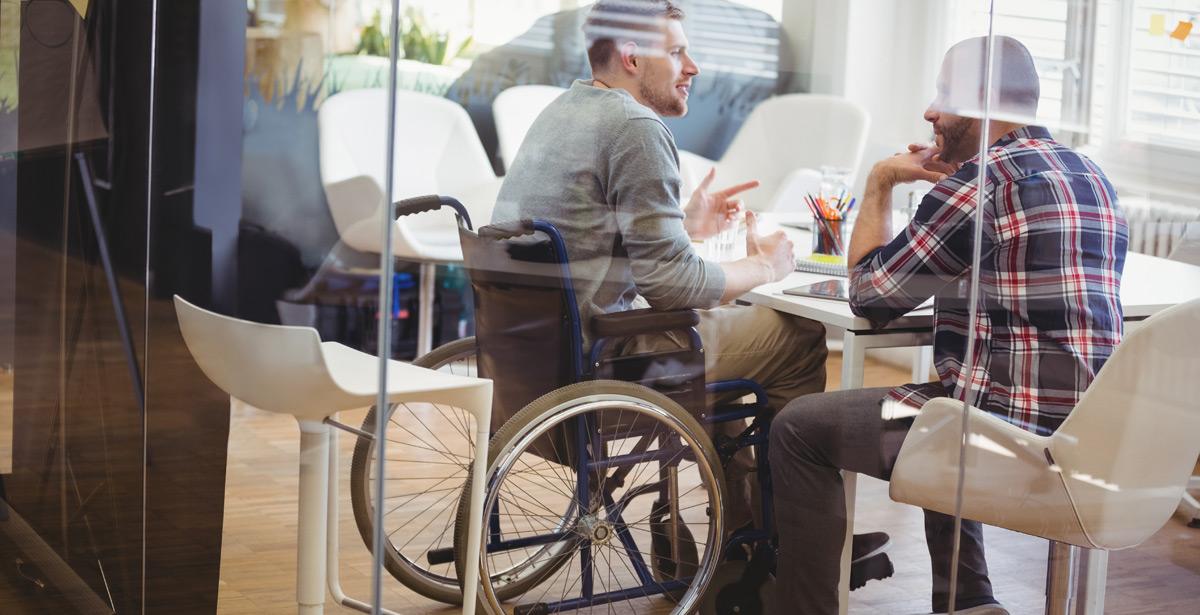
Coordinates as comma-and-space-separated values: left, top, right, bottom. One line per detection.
1125, 2, 1200, 149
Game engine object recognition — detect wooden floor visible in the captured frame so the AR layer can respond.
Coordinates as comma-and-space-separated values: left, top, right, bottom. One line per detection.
213, 350, 1200, 614
0, 370, 10, 474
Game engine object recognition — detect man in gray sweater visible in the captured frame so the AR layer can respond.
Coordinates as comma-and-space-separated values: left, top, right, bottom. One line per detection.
492, 0, 829, 532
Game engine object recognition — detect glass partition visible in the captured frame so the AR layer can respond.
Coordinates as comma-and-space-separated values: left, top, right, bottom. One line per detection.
948, 1, 1200, 614
0, 0, 236, 612
3, 1, 1197, 613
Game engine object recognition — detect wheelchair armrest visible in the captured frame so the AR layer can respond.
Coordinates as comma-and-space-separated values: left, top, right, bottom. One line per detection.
590, 308, 700, 339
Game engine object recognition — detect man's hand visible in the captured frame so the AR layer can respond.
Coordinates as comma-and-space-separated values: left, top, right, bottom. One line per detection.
744, 210, 794, 283
869, 145, 959, 190
684, 168, 759, 241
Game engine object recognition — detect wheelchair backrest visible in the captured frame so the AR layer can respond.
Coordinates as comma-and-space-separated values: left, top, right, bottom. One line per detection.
459, 220, 584, 435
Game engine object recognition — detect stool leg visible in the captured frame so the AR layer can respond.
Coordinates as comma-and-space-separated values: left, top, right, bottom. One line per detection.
297, 420, 330, 615
1045, 541, 1079, 615
460, 408, 492, 615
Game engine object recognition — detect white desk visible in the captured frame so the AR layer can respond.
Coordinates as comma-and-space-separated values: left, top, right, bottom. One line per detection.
739, 250, 1200, 614
743, 251, 1200, 388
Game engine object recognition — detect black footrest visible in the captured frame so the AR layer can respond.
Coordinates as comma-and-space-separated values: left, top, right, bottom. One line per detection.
426, 546, 455, 565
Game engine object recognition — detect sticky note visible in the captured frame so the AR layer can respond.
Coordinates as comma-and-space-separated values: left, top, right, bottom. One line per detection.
68, 0, 89, 18
1149, 14, 1165, 36
1170, 20, 1193, 41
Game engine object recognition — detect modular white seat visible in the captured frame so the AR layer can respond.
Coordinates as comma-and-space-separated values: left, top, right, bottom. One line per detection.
492, 84, 567, 172
695, 94, 869, 212
318, 88, 501, 354
173, 295, 492, 615
1166, 228, 1200, 525
890, 298, 1200, 610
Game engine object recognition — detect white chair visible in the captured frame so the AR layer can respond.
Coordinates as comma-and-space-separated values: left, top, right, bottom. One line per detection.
692, 94, 869, 212
318, 88, 501, 355
173, 295, 492, 615
492, 85, 567, 172
1167, 226, 1200, 525
890, 297, 1200, 612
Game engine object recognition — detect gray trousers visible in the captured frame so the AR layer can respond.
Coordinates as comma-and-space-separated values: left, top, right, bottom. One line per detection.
768, 387, 996, 614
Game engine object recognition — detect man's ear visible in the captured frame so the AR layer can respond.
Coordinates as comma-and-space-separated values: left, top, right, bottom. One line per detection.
618, 41, 639, 74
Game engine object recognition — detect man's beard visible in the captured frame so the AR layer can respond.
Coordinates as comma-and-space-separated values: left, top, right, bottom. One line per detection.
638, 74, 686, 117
939, 117, 977, 164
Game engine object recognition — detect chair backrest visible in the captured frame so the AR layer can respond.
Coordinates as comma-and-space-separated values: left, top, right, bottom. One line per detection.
317, 88, 496, 243
458, 221, 582, 438
492, 85, 567, 173
1050, 297, 1200, 549
173, 295, 342, 418
716, 94, 869, 212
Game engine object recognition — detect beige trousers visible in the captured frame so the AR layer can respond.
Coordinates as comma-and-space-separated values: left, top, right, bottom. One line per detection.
619, 304, 829, 530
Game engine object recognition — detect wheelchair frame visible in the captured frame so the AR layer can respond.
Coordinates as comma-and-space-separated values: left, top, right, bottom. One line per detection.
355, 196, 780, 614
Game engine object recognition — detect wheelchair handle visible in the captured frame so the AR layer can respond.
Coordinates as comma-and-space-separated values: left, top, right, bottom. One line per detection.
479, 219, 538, 240
393, 195, 473, 230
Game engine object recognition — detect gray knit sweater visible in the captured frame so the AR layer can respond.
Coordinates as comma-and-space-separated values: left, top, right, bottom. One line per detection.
491, 80, 726, 335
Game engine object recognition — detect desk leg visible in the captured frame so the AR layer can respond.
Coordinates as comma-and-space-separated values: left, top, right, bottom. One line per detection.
837, 331, 865, 614
912, 345, 933, 383
839, 471, 857, 615
417, 262, 436, 357
841, 330, 866, 390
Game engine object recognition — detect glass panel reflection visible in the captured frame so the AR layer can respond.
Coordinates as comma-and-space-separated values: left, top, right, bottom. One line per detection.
923, 1, 1200, 613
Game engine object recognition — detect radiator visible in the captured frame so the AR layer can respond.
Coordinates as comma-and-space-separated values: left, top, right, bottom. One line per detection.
1121, 197, 1200, 257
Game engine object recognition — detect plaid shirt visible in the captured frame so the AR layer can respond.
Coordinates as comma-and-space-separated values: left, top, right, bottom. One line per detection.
849, 126, 1128, 435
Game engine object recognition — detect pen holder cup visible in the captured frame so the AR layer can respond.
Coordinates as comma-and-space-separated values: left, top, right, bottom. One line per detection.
811, 218, 846, 257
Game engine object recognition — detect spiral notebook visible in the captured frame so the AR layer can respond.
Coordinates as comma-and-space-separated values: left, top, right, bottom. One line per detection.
794, 255, 848, 277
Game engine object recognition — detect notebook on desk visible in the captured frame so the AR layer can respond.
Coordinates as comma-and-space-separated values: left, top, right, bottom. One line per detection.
794, 255, 848, 277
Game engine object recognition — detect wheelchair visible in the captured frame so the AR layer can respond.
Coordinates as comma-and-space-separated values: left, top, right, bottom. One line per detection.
348, 196, 779, 614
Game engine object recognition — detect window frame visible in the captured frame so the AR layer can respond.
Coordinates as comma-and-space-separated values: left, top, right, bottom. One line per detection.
1087, 0, 1200, 197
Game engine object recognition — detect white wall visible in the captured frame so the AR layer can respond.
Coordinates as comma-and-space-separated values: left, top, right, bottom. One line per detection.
781, 0, 955, 372
783, 0, 951, 196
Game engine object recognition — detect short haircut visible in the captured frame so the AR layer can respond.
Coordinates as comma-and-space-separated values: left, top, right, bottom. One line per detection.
940, 36, 1041, 118
582, 0, 685, 74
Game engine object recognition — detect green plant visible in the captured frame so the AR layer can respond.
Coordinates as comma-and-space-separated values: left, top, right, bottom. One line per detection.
399, 7, 472, 66
355, 10, 389, 57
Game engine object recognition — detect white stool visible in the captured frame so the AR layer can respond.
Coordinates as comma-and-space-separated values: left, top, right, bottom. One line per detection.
174, 295, 492, 615
891, 298, 1200, 614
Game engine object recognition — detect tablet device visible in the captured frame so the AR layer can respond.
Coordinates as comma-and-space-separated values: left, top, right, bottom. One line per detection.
783, 279, 849, 301
782, 281, 936, 309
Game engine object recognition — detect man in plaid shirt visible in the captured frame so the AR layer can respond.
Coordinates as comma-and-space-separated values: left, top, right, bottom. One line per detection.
770, 36, 1128, 615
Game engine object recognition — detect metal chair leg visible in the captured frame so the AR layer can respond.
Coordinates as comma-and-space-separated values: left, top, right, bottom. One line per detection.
1045, 541, 1080, 615
1179, 475, 1200, 524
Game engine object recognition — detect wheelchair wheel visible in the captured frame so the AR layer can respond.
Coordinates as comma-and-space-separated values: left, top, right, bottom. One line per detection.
349, 337, 479, 604
455, 380, 726, 614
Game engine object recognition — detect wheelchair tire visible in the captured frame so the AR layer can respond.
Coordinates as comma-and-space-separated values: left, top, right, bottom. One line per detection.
454, 380, 727, 614
349, 337, 479, 605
